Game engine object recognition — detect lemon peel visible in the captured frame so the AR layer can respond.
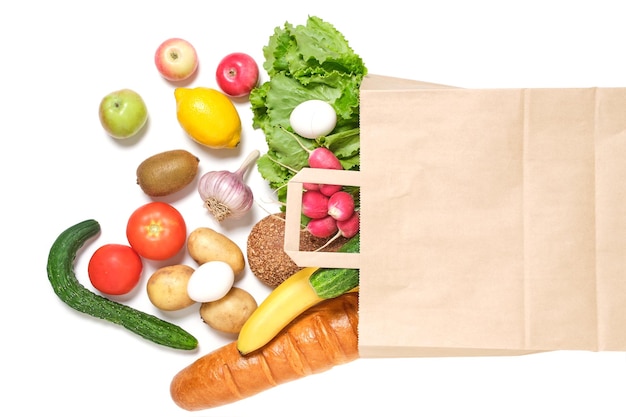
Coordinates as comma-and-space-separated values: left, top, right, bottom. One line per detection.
175, 87, 241, 149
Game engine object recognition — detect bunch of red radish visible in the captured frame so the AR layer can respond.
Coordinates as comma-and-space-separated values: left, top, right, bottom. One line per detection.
299, 146, 360, 241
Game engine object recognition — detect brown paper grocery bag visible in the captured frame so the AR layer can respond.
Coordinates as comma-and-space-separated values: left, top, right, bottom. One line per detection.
285, 74, 626, 358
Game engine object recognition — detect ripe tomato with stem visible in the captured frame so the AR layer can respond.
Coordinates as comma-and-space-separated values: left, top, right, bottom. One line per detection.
126, 202, 187, 261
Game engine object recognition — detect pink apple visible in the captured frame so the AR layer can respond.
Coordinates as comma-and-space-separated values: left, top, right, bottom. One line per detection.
215, 52, 259, 97
154, 38, 198, 81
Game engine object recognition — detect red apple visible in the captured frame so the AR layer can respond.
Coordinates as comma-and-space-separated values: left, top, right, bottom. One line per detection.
215, 52, 259, 97
154, 38, 198, 82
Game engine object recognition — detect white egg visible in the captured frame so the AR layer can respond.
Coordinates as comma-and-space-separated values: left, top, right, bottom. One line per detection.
289, 99, 337, 139
186, 261, 235, 303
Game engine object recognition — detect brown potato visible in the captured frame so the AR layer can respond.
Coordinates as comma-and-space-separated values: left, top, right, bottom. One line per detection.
187, 227, 245, 275
199, 287, 257, 334
146, 264, 196, 311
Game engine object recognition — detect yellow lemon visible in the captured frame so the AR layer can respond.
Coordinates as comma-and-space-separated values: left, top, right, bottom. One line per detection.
174, 87, 242, 149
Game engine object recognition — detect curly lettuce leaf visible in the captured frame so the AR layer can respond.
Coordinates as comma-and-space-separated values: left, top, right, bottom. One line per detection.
251, 16, 367, 202
291, 16, 366, 76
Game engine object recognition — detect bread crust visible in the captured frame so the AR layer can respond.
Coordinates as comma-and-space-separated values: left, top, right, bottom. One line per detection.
246, 213, 348, 287
170, 293, 359, 411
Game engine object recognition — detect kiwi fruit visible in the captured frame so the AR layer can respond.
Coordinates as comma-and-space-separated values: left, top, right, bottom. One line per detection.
136, 149, 199, 197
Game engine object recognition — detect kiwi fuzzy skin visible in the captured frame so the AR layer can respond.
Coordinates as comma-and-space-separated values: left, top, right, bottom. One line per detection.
136, 149, 199, 197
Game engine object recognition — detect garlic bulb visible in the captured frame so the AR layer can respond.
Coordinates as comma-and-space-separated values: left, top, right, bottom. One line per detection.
198, 150, 260, 222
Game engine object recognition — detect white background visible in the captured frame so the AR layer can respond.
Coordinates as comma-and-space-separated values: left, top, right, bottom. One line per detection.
2, 1, 626, 416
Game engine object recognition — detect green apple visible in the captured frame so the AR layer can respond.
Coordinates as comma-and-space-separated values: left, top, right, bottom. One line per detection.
98, 89, 148, 139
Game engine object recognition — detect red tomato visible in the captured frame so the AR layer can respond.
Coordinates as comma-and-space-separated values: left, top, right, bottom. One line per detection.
126, 202, 187, 261
88, 244, 143, 295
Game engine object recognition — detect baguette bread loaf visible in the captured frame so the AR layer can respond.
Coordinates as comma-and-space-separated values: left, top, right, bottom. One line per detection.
170, 293, 359, 411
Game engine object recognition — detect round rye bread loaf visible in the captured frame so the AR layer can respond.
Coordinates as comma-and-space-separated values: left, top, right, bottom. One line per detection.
246, 213, 347, 287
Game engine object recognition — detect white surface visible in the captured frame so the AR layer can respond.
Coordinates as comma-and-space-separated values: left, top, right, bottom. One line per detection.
2, 1, 626, 416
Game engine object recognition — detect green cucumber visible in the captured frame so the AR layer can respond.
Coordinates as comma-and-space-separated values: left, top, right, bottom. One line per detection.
47, 219, 198, 350
309, 233, 360, 299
